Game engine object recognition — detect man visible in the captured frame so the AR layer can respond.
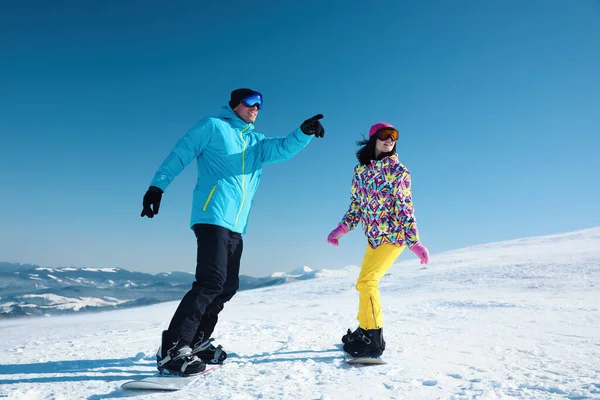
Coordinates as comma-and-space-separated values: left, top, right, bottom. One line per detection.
140, 88, 324, 375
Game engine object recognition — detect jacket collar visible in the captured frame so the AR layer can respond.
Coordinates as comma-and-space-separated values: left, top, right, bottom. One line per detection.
218, 105, 255, 132
369, 153, 399, 168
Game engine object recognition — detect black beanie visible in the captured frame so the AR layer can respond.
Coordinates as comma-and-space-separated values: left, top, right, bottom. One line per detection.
229, 88, 260, 109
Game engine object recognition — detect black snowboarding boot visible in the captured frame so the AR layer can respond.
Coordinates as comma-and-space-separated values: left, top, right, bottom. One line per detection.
156, 331, 206, 376
191, 336, 227, 364
342, 327, 386, 351
342, 327, 385, 358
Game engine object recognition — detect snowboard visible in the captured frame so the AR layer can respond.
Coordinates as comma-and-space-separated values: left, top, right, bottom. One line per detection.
345, 356, 387, 365
121, 366, 218, 391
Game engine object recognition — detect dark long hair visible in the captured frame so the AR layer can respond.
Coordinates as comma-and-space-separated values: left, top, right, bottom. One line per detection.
355, 135, 397, 166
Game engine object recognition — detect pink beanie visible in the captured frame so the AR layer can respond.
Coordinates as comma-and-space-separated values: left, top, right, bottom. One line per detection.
368, 122, 396, 138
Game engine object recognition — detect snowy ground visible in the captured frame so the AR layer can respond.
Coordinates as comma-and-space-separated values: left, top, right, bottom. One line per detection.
1, 228, 599, 399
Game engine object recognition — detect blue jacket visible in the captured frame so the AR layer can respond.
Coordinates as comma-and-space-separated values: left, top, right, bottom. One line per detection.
150, 105, 313, 234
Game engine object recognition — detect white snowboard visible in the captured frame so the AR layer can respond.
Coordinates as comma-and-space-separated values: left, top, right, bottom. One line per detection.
121, 366, 217, 391
346, 356, 387, 365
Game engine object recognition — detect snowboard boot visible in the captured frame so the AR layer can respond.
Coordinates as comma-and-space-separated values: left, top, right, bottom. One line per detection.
342, 327, 386, 351
156, 330, 206, 376
191, 337, 227, 364
342, 327, 363, 344
342, 327, 385, 358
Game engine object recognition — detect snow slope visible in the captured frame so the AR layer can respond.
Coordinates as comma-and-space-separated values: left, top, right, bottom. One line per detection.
0, 228, 599, 399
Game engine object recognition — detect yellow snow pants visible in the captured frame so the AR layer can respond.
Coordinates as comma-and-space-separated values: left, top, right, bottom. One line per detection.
356, 243, 405, 329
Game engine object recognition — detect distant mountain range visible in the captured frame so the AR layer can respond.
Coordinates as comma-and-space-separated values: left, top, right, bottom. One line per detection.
4, 228, 599, 319
0, 262, 327, 319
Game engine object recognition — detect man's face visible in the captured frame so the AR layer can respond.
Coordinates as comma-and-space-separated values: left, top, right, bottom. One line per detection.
234, 103, 259, 124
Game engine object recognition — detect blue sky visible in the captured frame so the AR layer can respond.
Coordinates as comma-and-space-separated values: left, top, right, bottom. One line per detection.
1, 1, 599, 277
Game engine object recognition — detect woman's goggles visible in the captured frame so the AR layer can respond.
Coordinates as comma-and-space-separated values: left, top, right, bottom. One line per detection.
241, 92, 263, 110
375, 128, 398, 141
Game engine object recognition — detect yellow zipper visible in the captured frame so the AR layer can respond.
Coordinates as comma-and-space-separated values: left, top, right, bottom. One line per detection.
202, 184, 217, 211
233, 125, 250, 229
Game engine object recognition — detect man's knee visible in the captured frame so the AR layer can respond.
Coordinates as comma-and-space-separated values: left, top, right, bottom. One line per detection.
214, 287, 238, 306
219, 277, 239, 300
191, 279, 225, 298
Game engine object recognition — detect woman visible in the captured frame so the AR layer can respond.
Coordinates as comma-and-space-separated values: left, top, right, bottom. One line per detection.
327, 122, 430, 358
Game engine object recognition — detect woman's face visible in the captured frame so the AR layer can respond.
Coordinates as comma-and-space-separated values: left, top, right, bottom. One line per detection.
375, 136, 395, 155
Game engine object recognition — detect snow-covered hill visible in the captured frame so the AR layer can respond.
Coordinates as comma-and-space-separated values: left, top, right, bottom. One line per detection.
0, 228, 599, 399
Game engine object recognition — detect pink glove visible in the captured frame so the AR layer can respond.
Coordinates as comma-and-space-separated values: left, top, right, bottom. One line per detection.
327, 224, 349, 246
410, 242, 430, 264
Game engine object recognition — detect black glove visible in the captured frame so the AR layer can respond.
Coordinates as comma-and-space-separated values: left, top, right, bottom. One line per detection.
300, 114, 325, 138
141, 186, 163, 218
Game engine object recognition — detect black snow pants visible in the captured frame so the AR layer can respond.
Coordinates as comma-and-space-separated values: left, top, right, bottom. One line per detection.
166, 223, 243, 345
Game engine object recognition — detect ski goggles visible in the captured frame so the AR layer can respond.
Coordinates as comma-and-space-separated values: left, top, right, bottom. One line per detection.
241, 92, 263, 110
375, 128, 398, 141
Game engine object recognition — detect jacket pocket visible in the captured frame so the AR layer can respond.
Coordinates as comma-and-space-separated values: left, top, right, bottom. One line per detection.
203, 184, 217, 211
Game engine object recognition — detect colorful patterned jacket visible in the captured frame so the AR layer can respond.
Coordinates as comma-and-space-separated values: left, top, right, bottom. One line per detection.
339, 154, 420, 249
